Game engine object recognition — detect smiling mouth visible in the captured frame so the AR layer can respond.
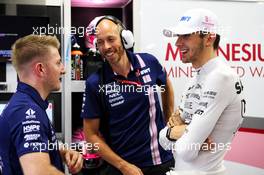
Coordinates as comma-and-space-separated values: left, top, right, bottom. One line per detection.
180, 49, 188, 54
105, 51, 114, 57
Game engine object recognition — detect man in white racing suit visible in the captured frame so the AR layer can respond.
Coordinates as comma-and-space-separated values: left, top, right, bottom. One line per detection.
159, 8, 245, 175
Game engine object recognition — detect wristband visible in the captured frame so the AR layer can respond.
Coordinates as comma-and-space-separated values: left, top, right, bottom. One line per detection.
166, 127, 177, 141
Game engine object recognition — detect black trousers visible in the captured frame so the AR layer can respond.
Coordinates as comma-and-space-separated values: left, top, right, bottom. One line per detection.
98, 159, 174, 175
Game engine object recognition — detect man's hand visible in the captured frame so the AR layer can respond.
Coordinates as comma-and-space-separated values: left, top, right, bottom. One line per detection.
119, 162, 143, 175
201, 137, 215, 151
167, 109, 184, 128
63, 150, 83, 174
169, 125, 187, 140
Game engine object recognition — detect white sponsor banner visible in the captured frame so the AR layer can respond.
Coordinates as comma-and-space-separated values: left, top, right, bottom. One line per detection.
134, 0, 264, 118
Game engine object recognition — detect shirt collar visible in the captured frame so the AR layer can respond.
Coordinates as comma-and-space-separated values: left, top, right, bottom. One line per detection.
17, 82, 49, 110
104, 51, 142, 82
127, 51, 141, 70
196, 57, 219, 75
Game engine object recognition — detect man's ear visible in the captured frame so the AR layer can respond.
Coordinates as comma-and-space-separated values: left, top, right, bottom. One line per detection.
206, 33, 216, 47
34, 62, 45, 77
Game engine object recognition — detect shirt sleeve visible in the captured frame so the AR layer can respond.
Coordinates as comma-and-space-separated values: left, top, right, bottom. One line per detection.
173, 73, 238, 161
159, 126, 175, 151
10, 105, 51, 157
81, 76, 103, 119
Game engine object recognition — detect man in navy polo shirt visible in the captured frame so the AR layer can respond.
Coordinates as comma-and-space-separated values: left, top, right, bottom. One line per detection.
82, 16, 175, 175
0, 35, 83, 175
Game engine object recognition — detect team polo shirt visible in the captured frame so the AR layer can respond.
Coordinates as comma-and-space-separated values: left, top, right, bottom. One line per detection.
81, 51, 173, 167
0, 82, 64, 175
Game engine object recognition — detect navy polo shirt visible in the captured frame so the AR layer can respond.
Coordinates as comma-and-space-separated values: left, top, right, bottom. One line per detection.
0, 82, 64, 175
81, 51, 173, 167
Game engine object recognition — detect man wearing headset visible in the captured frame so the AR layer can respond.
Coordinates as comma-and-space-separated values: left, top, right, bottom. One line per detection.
81, 16, 175, 175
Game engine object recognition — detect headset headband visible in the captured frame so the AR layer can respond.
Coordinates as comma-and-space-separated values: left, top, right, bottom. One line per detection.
93, 15, 134, 49
95, 15, 126, 29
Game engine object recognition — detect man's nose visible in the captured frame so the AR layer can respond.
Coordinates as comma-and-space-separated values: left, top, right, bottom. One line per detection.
61, 64, 66, 75
103, 41, 111, 50
175, 36, 183, 47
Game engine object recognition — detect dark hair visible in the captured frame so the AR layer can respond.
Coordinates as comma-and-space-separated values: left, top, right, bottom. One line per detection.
199, 32, 220, 50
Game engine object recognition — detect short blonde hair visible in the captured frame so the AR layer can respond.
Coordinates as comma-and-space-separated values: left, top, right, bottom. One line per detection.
11, 34, 60, 71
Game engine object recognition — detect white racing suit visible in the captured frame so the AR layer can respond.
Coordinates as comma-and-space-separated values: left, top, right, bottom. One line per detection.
159, 58, 245, 175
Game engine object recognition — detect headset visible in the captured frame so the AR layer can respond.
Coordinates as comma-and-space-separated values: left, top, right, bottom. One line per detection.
93, 15, 135, 50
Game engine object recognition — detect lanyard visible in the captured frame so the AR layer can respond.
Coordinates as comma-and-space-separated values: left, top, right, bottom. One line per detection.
114, 69, 142, 87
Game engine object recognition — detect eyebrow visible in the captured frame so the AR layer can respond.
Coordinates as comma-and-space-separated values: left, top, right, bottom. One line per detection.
176, 34, 191, 38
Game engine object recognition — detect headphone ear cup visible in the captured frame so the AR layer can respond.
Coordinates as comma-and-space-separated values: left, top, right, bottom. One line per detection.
121, 30, 134, 49
93, 38, 98, 49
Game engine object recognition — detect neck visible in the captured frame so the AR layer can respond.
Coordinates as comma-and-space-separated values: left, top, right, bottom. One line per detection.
19, 76, 49, 100
111, 51, 130, 78
193, 48, 217, 69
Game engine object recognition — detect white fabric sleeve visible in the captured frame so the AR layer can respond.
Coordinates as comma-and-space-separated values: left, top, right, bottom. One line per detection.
159, 126, 175, 151
174, 74, 237, 161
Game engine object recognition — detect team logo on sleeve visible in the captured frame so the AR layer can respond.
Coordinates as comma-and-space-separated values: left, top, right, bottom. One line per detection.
23, 124, 40, 133
24, 134, 41, 141
25, 108, 36, 119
